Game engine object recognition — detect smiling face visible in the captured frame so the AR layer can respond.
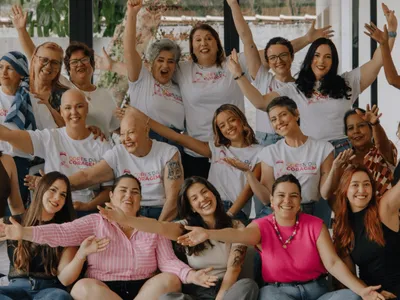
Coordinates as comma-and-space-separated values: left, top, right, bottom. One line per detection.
270, 181, 301, 219
33, 45, 63, 84
120, 117, 148, 155
191, 29, 218, 65
311, 44, 333, 81
268, 105, 299, 136
187, 183, 217, 220
216, 110, 244, 144
345, 113, 372, 148
42, 179, 67, 216
266, 44, 293, 77
110, 177, 141, 216
346, 171, 373, 212
0, 60, 23, 92
151, 50, 176, 85
68, 50, 93, 84
60, 89, 88, 128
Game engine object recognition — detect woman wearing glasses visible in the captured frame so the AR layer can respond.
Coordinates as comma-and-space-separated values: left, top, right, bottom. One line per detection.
11, 5, 119, 138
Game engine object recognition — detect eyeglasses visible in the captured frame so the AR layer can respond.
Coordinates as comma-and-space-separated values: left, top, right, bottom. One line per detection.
267, 52, 290, 63
35, 55, 62, 69
69, 57, 91, 67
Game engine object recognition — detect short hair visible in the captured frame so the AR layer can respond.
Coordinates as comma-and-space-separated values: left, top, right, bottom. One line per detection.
264, 37, 294, 62
271, 174, 302, 196
146, 39, 182, 65
266, 96, 300, 125
64, 41, 95, 76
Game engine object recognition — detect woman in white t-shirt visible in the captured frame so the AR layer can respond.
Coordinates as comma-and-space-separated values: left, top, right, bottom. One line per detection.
128, 104, 262, 221
98, 176, 259, 300
123, 0, 184, 145
226, 96, 349, 222
227, 4, 397, 157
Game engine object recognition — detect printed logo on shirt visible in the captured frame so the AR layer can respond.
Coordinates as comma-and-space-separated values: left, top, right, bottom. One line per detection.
275, 160, 317, 178
193, 70, 226, 83
0, 109, 8, 117
59, 152, 99, 168
215, 149, 251, 170
307, 90, 329, 104
123, 169, 131, 175
153, 83, 183, 103
133, 171, 161, 183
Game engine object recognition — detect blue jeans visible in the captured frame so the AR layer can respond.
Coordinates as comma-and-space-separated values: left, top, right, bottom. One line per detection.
222, 201, 249, 224
256, 131, 283, 146
0, 278, 72, 300
259, 277, 361, 300
139, 206, 163, 219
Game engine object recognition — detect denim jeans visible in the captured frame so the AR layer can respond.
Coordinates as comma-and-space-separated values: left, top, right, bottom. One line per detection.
255, 131, 283, 146
259, 277, 361, 300
139, 206, 163, 219
0, 278, 72, 300
222, 201, 249, 224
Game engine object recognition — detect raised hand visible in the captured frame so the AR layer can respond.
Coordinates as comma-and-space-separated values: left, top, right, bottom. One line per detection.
95, 47, 113, 71
332, 149, 355, 170
356, 104, 382, 125
226, 0, 239, 7
76, 235, 110, 260
359, 285, 385, 300
382, 3, 397, 32
364, 22, 388, 45
306, 20, 334, 43
87, 125, 106, 141
127, 0, 142, 15
227, 49, 243, 78
187, 267, 219, 288
98, 202, 128, 224
223, 157, 251, 172
0, 217, 24, 241
114, 107, 125, 121
24, 169, 45, 190
177, 226, 209, 247
11, 5, 27, 30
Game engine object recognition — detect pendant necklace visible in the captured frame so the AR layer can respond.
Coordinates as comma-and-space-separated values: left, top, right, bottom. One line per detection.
272, 213, 299, 249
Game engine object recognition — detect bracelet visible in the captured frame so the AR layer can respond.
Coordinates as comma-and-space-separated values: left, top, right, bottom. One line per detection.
370, 120, 380, 126
234, 72, 245, 80
388, 31, 397, 38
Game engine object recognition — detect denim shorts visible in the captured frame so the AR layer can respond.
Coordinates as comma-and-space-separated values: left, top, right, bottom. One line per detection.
139, 206, 163, 220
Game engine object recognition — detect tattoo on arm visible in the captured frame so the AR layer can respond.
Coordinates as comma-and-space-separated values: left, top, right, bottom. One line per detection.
232, 245, 247, 267
167, 160, 183, 180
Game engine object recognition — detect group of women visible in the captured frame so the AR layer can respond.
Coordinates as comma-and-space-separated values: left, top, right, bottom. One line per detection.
0, 0, 399, 299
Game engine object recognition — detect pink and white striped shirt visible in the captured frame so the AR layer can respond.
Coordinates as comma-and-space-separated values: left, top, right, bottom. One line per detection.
31, 214, 191, 282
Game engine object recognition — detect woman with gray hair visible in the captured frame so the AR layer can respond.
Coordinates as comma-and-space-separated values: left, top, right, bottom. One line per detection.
124, 0, 184, 144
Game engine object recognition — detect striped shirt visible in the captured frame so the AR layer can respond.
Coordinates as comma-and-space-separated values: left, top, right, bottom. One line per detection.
31, 214, 191, 282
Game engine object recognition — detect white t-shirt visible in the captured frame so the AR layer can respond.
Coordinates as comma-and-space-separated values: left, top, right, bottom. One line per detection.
276, 68, 361, 141
258, 137, 333, 203
207, 142, 263, 216
0, 89, 14, 124
102, 140, 178, 206
28, 127, 112, 203
128, 65, 184, 131
29, 93, 58, 130
178, 219, 244, 279
60, 76, 120, 138
175, 55, 248, 157
252, 66, 296, 134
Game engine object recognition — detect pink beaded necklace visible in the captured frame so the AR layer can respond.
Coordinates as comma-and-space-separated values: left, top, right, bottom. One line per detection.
272, 213, 300, 249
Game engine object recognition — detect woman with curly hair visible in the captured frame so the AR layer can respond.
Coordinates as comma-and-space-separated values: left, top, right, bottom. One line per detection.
333, 165, 400, 299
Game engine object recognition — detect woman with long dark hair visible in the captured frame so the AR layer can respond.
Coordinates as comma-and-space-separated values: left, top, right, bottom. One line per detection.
0, 171, 108, 300
98, 176, 259, 300
333, 165, 400, 299
226, 3, 397, 156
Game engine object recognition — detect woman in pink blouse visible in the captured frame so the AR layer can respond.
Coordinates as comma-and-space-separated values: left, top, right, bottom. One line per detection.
177, 174, 385, 300
0, 174, 218, 300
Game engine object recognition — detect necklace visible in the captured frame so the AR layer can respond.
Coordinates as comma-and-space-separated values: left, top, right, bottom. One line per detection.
272, 214, 299, 249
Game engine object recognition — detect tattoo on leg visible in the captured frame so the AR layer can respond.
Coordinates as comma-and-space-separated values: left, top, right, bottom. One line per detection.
167, 160, 183, 180
232, 245, 247, 267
